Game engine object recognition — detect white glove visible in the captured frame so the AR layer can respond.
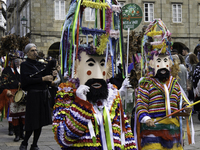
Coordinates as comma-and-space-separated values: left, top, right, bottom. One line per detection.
119, 78, 130, 95
64, 71, 68, 77
76, 85, 90, 101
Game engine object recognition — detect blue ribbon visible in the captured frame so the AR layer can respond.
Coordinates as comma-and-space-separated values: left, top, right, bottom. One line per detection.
109, 38, 114, 77
180, 95, 183, 145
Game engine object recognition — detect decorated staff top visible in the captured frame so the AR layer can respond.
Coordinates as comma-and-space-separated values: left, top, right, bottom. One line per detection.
60, 0, 125, 79
141, 18, 173, 76
122, 3, 143, 30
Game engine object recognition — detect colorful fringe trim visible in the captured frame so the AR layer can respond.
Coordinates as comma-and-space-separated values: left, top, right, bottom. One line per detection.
52, 82, 137, 150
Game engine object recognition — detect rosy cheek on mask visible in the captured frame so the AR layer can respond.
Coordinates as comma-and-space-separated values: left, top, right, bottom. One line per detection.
87, 70, 92, 75
103, 71, 106, 76
157, 65, 159, 67
167, 65, 168, 67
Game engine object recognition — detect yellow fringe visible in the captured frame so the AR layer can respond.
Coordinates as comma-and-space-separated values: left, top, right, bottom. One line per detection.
152, 44, 167, 50
73, 142, 101, 147
146, 30, 163, 37
81, 0, 110, 9
96, 34, 109, 55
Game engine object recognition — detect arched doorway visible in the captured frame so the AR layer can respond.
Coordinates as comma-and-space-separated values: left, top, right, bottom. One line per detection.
48, 42, 60, 59
172, 42, 186, 54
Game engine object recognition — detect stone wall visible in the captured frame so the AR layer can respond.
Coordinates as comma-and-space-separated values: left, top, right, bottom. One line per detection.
120, 0, 200, 52
30, 0, 67, 57
6, 0, 200, 56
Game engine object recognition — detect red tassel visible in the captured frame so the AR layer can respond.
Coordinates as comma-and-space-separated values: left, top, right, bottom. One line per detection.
186, 118, 191, 144
119, 99, 126, 132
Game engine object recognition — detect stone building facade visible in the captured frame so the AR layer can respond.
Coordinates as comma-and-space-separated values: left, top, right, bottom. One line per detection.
5, 0, 200, 57
6, 0, 69, 58
121, 0, 200, 54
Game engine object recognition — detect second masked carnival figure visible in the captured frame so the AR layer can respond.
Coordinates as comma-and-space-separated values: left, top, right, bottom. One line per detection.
52, 0, 137, 149
134, 19, 193, 150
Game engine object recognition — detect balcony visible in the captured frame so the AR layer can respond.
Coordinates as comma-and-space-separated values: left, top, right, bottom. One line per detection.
0, 2, 6, 19
0, 13, 6, 30
7, 0, 16, 13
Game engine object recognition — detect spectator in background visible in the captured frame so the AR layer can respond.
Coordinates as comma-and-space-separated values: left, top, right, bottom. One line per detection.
177, 54, 188, 95
192, 56, 200, 120
182, 47, 192, 72
194, 44, 200, 61
188, 53, 199, 102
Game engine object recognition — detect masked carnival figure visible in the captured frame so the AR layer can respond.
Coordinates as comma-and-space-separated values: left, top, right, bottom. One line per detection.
135, 19, 193, 150
52, 0, 137, 149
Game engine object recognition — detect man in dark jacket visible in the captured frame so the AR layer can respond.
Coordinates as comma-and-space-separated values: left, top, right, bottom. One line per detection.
19, 43, 56, 150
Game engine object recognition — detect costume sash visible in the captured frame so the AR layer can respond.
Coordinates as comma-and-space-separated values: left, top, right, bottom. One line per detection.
93, 106, 107, 150
93, 105, 114, 150
120, 108, 125, 149
164, 84, 171, 117
88, 119, 96, 143
103, 106, 114, 150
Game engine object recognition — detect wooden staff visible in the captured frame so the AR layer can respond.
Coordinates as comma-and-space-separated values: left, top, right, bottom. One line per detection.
154, 100, 200, 123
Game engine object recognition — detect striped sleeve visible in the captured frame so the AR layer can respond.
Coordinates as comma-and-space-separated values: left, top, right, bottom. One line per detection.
136, 82, 150, 122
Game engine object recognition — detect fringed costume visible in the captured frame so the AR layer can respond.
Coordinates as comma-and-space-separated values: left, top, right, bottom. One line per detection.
136, 76, 188, 150
134, 19, 193, 150
53, 82, 137, 150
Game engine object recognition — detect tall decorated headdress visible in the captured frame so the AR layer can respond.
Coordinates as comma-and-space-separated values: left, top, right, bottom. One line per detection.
59, 0, 126, 83
141, 18, 173, 76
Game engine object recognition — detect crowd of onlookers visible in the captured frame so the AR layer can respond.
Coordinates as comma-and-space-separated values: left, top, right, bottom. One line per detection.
171, 44, 200, 120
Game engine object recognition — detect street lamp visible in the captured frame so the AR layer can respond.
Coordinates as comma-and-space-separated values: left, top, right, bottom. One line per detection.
20, 16, 31, 40
21, 16, 28, 26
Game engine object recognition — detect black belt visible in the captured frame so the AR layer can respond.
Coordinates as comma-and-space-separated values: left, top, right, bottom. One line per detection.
27, 89, 50, 104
